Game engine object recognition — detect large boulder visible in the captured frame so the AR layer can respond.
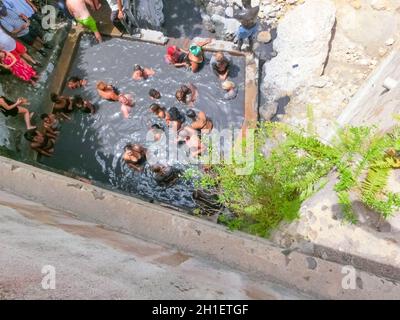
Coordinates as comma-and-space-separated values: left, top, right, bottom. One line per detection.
210, 14, 241, 41
260, 0, 336, 120
136, 0, 164, 30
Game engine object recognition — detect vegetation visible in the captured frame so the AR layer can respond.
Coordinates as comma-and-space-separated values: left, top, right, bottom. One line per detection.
186, 123, 400, 238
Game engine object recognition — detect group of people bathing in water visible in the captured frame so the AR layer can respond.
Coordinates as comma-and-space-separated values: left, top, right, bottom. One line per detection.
2, 41, 238, 184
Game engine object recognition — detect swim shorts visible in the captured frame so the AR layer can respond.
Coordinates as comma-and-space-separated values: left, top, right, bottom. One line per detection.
237, 24, 258, 40
77, 16, 98, 33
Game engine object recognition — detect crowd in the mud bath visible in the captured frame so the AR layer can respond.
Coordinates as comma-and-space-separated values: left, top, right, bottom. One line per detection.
0, 0, 241, 185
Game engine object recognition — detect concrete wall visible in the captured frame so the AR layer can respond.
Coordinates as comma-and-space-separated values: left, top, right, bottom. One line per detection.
1, 156, 400, 299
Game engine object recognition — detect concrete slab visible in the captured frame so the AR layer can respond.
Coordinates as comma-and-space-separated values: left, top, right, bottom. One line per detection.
0, 190, 306, 300
1, 157, 400, 299
325, 49, 400, 140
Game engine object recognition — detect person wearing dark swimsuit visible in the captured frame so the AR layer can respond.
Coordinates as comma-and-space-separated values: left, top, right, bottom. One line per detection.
24, 129, 55, 157
51, 92, 74, 115
0, 96, 36, 129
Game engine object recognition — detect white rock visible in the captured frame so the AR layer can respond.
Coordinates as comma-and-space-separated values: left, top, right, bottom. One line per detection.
385, 38, 395, 46
260, 0, 336, 119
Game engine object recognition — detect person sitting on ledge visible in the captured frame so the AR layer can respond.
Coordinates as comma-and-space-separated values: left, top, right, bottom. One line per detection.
119, 93, 135, 119
186, 38, 212, 73
175, 84, 198, 106
186, 109, 213, 134
51, 92, 78, 117
210, 51, 232, 81
132, 64, 155, 81
67, 76, 87, 90
164, 45, 188, 68
222, 80, 238, 100
150, 103, 167, 120
96, 81, 119, 101
149, 88, 161, 100
0, 96, 36, 130
24, 129, 55, 157
41, 113, 60, 139
123, 143, 147, 171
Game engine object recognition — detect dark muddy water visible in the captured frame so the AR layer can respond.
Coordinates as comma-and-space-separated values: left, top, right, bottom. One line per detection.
40, 35, 245, 209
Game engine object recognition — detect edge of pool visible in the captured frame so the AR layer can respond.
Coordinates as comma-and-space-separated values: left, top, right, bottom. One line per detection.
1, 155, 400, 299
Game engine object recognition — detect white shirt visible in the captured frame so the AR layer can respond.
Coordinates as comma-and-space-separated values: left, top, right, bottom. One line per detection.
106, 0, 120, 12
3, 0, 34, 18
0, 27, 16, 52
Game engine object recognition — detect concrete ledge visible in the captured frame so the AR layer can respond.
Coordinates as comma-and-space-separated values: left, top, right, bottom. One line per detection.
0, 156, 399, 299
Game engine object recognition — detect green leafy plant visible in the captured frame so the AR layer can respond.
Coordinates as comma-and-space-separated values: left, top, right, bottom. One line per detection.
186, 122, 400, 238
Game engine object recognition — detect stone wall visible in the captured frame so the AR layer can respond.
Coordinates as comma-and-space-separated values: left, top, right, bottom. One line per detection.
136, 0, 164, 30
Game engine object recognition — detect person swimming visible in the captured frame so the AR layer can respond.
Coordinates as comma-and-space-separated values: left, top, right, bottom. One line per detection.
119, 94, 135, 119
149, 88, 161, 100
67, 76, 87, 89
96, 81, 119, 101
132, 64, 155, 81
123, 143, 147, 171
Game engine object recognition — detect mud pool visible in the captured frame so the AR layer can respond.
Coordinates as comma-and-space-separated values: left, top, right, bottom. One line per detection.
40, 35, 246, 209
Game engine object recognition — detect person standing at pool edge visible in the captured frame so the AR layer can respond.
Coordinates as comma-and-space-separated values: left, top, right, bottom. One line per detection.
232, 0, 259, 52
66, 0, 102, 43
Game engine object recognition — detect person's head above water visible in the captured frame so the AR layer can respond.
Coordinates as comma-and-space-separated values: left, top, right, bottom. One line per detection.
134, 64, 144, 73
24, 129, 38, 142
119, 94, 135, 106
189, 45, 202, 57
215, 52, 226, 63
50, 93, 60, 103
149, 89, 161, 100
167, 46, 179, 56
168, 107, 183, 122
150, 103, 165, 114
67, 76, 85, 89
186, 109, 197, 120
40, 113, 50, 121
96, 81, 107, 91
175, 85, 192, 102
151, 124, 163, 130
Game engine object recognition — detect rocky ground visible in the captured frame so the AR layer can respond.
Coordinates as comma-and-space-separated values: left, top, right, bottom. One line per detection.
197, 0, 400, 137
